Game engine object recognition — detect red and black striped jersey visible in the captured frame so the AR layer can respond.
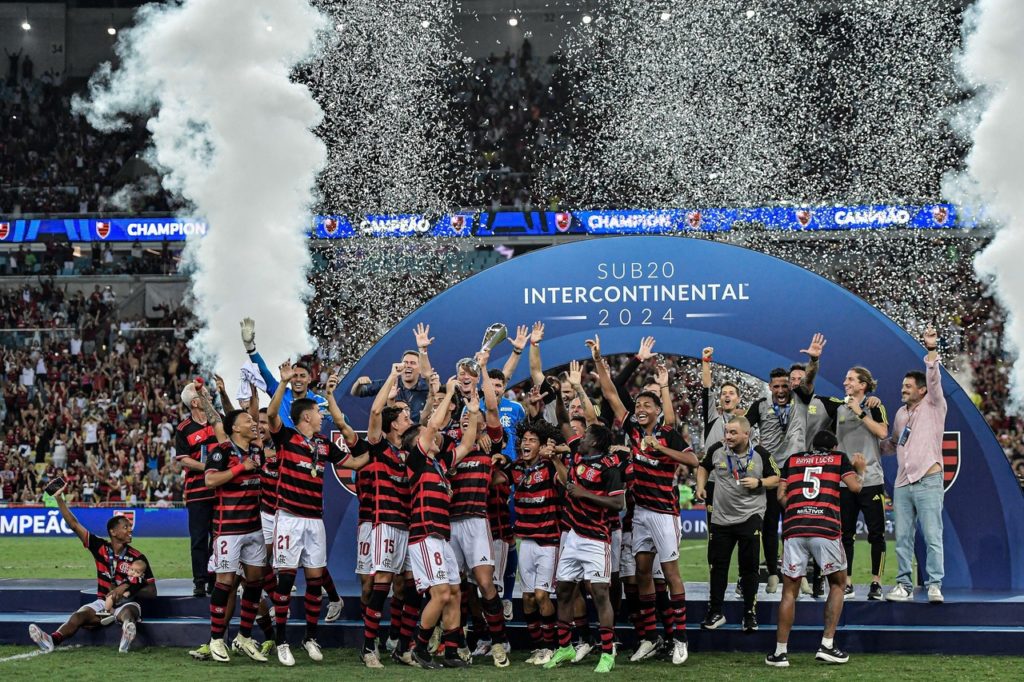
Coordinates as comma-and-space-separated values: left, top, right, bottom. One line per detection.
356, 439, 410, 529
488, 477, 513, 543
407, 439, 455, 543
174, 416, 217, 504
565, 451, 626, 542
85, 533, 154, 599
271, 426, 364, 519
618, 412, 688, 515
259, 443, 279, 515
781, 450, 856, 540
205, 440, 263, 536
558, 436, 581, 533
450, 437, 502, 519
607, 450, 630, 532
507, 458, 560, 546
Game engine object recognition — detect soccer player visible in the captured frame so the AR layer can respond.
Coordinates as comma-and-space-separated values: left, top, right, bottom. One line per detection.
201, 392, 270, 663
239, 318, 328, 428
744, 333, 825, 593
544, 423, 626, 673
697, 416, 779, 631
590, 335, 696, 665
402, 379, 482, 669
766, 430, 866, 668
883, 327, 948, 604
357, 361, 414, 668
29, 484, 156, 654
267, 360, 370, 666
175, 379, 219, 598
836, 366, 888, 600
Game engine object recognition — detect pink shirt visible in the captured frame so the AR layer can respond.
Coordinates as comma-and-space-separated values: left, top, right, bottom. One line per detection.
889, 358, 947, 487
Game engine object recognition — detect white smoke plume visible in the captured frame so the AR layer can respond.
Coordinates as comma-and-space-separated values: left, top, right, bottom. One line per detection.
949, 0, 1024, 413
74, 0, 327, 385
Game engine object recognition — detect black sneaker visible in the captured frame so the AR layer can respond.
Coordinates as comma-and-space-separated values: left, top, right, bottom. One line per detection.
812, 577, 825, 599
843, 584, 855, 600
700, 612, 726, 630
192, 582, 206, 598
816, 644, 850, 664
868, 582, 883, 600
411, 648, 442, 669
440, 656, 470, 668
765, 651, 790, 668
742, 611, 758, 633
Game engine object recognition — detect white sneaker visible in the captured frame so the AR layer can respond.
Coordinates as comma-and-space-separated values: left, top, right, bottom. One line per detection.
492, 642, 510, 667
385, 637, 400, 653
630, 638, 658, 663
886, 584, 914, 602
302, 638, 324, 661
28, 624, 54, 653
671, 640, 689, 665
277, 643, 295, 666
471, 639, 493, 657
234, 634, 267, 662
209, 638, 230, 663
532, 648, 553, 665
457, 646, 472, 663
428, 626, 441, 654
362, 650, 385, 668
800, 577, 812, 595
928, 585, 944, 604
573, 640, 593, 663
118, 621, 136, 654
325, 599, 344, 622
765, 575, 780, 594
502, 599, 514, 621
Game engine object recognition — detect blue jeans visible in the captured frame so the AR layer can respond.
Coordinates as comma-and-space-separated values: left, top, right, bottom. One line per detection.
893, 472, 944, 588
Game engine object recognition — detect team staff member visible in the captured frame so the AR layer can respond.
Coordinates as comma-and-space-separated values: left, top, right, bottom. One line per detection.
240, 318, 328, 427
745, 333, 825, 593
350, 322, 435, 423
29, 486, 156, 654
767, 431, 866, 668
835, 367, 888, 600
697, 417, 779, 632
883, 327, 948, 604
267, 360, 370, 666
176, 380, 219, 598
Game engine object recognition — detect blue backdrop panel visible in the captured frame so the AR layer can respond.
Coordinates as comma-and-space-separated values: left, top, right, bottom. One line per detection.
323, 236, 1022, 592
0, 507, 188, 537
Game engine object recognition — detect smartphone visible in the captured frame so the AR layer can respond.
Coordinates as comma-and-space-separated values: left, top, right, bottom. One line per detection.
44, 476, 66, 496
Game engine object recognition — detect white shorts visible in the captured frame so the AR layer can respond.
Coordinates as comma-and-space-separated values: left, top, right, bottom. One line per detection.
409, 536, 461, 591
261, 511, 276, 546
213, 530, 266, 573
356, 522, 409, 575
782, 536, 847, 579
272, 510, 327, 570
556, 529, 612, 585
81, 599, 141, 622
492, 539, 512, 597
610, 529, 623, 573
518, 539, 557, 594
619, 531, 664, 580
450, 517, 495, 574
632, 507, 681, 562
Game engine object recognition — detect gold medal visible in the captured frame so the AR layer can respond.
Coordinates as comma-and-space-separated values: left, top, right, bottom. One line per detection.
311, 464, 318, 478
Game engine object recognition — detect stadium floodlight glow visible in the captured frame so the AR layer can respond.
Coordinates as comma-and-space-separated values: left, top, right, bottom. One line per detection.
582, 14, 593, 24
508, 16, 518, 26
21, 21, 31, 31
660, 11, 671, 21
107, 26, 117, 36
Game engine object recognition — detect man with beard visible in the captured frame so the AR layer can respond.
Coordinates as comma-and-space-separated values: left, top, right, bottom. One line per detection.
349, 323, 434, 423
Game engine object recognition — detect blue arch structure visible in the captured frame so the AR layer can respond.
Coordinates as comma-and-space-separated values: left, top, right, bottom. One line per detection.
322, 235, 1023, 592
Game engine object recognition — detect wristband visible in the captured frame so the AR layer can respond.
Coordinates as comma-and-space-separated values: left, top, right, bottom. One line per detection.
658, 384, 669, 390
703, 356, 712, 363
512, 348, 522, 355
856, 411, 865, 420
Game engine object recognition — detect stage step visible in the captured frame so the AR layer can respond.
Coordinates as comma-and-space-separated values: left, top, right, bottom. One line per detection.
2, 613, 1022, 656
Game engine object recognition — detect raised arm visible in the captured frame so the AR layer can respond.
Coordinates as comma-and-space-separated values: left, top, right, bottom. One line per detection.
240, 319, 281, 397
454, 389, 482, 461
613, 336, 654, 409
501, 324, 529, 382
587, 335, 628, 423
55, 483, 89, 545
267, 360, 294, 434
528, 322, 545, 387
567, 360, 598, 426
198, 388, 227, 443
420, 377, 459, 450
798, 333, 826, 394
476, 350, 501, 430
246, 382, 259, 424
368, 363, 403, 444
414, 323, 435, 382
325, 372, 358, 447
214, 374, 234, 413
655, 363, 676, 428
922, 327, 944, 405
700, 346, 713, 389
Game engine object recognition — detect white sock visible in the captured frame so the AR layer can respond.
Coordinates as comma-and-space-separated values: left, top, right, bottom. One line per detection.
821, 636, 834, 649
775, 642, 787, 656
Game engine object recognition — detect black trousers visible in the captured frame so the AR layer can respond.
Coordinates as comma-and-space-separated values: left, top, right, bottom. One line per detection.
187, 499, 215, 584
708, 516, 762, 613
761, 492, 781, 578
841, 484, 887, 579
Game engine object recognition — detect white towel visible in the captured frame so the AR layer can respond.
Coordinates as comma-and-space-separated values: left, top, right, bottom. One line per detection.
236, 361, 268, 401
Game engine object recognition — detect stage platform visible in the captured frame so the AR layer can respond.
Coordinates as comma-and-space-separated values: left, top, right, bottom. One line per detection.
1, 579, 1021, 655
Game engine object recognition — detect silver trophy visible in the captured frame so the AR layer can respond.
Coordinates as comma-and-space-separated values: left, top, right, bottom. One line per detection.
480, 323, 508, 353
